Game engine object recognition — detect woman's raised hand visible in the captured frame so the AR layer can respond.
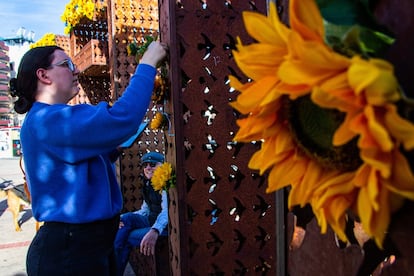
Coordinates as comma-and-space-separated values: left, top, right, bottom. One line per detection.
140, 41, 168, 68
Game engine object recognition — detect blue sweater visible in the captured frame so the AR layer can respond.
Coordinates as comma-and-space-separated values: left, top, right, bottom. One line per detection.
21, 64, 156, 223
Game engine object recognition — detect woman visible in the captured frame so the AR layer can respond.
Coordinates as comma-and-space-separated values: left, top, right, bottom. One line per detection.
10, 42, 167, 275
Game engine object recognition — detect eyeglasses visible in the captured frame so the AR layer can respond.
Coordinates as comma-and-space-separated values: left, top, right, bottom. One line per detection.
48, 59, 76, 72
142, 162, 157, 168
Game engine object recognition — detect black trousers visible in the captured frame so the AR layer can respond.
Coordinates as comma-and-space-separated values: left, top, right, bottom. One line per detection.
26, 215, 120, 276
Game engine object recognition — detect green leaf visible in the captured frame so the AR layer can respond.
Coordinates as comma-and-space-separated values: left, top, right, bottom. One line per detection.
135, 35, 158, 59
324, 21, 395, 57
315, 0, 393, 38
352, 26, 395, 56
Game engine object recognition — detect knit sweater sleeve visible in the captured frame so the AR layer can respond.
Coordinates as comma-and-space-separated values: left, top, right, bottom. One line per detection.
25, 64, 156, 163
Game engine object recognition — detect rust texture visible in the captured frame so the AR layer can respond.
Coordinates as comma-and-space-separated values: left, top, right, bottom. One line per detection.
161, 1, 277, 275
106, 0, 164, 214
107, 0, 167, 275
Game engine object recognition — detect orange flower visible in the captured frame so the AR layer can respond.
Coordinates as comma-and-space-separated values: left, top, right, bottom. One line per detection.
151, 163, 175, 193
150, 112, 169, 130
230, 0, 414, 246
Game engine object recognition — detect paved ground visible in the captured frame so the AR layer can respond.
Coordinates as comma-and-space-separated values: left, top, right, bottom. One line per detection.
0, 157, 135, 276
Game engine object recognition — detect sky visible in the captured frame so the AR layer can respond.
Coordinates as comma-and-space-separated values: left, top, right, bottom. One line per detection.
0, 0, 69, 69
0, 0, 68, 41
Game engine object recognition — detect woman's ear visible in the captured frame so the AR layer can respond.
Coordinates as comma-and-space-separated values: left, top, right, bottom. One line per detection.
36, 68, 52, 84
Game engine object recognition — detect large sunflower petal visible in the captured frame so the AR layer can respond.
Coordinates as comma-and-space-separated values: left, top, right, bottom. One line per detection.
249, 138, 281, 175
279, 33, 349, 87
233, 41, 286, 80
384, 149, 414, 200
274, 126, 296, 155
229, 75, 281, 114
359, 148, 391, 179
228, 75, 251, 92
315, 196, 351, 241
288, 160, 324, 206
248, 127, 296, 174
275, 82, 310, 100
242, 3, 288, 46
348, 57, 400, 105
357, 184, 390, 248
266, 153, 309, 194
233, 114, 278, 142
350, 106, 393, 152
312, 172, 356, 241
289, 0, 324, 43
332, 111, 359, 146
364, 106, 393, 151
312, 72, 364, 111
312, 86, 357, 112
354, 164, 381, 211
385, 104, 414, 150
314, 171, 356, 203
269, 2, 290, 43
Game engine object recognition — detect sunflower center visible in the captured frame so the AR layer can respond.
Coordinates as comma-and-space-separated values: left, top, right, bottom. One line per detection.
287, 95, 362, 171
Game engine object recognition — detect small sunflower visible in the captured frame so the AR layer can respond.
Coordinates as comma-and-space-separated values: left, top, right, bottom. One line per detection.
127, 42, 138, 56
230, 0, 414, 247
30, 33, 57, 49
152, 162, 176, 193
152, 73, 168, 104
61, 0, 103, 34
150, 112, 169, 130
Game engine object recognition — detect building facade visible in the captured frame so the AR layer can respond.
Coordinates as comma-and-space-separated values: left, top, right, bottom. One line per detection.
0, 41, 13, 128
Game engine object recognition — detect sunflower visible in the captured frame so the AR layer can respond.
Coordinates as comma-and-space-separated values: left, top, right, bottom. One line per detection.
151, 162, 175, 193
61, 0, 101, 34
30, 33, 57, 49
150, 111, 169, 130
152, 74, 168, 104
230, 0, 414, 246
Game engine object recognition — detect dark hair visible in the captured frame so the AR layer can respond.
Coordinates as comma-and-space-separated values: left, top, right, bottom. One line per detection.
10, 46, 63, 114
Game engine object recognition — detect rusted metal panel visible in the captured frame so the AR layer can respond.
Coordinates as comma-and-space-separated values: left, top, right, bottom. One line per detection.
107, 0, 163, 213
161, 1, 277, 275
107, 0, 167, 274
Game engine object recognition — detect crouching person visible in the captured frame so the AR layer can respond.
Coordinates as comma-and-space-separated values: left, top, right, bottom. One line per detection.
115, 152, 168, 276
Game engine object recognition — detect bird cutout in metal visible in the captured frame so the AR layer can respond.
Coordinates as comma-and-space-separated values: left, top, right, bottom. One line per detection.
206, 232, 224, 256
253, 195, 271, 218
185, 171, 196, 193
255, 226, 271, 249
203, 66, 217, 81
187, 204, 198, 224
204, 166, 221, 194
197, 33, 216, 60
189, 237, 200, 258
202, 100, 218, 125
254, 256, 272, 273
202, 134, 219, 159
233, 229, 247, 252
228, 164, 245, 190
205, 198, 222, 225
233, 260, 249, 275
227, 140, 243, 159
223, 33, 236, 58
229, 197, 246, 222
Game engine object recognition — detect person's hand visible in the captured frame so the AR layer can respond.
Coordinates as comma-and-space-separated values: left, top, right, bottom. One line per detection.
140, 41, 168, 68
140, 228, 159, 256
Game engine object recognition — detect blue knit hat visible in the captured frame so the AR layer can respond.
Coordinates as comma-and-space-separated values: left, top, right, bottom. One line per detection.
141, 152, 164, 164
